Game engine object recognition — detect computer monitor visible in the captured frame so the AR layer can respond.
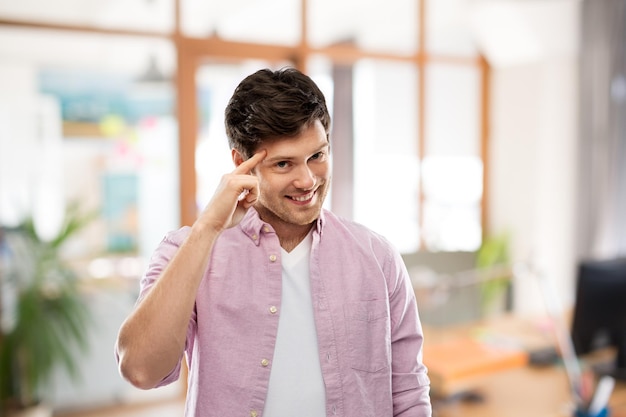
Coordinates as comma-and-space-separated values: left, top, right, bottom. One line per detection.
571, 258, 626, 380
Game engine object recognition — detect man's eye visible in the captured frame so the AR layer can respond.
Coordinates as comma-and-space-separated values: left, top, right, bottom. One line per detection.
276, 161, 289, 168
310, 152, 322, 160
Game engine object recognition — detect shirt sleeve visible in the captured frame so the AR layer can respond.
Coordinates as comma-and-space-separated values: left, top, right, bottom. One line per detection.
137, 227, 196, 388
386, 245, 432, 417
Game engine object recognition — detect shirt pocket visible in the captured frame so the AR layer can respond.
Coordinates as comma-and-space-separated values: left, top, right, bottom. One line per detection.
344, 300, 391, 373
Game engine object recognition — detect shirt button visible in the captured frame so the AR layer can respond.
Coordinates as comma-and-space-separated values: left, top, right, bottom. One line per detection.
263, 226, 270, 233
250, 411, 258, 417
269, 254, 277, 262
252, 234, 258, 240
261, 358, 270, 367
269, 306, 278, 314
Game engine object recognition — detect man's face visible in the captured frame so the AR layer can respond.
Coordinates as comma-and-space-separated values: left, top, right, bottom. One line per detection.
245, 120, 331, 230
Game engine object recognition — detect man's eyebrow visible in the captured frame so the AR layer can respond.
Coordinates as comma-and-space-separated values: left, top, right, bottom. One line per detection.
263, 144, 329, 163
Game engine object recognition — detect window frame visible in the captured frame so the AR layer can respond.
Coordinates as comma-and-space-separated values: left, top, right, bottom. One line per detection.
0, 0, 491, 251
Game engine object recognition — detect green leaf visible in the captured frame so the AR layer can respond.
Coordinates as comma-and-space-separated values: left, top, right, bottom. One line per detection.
1, 202, 95, 410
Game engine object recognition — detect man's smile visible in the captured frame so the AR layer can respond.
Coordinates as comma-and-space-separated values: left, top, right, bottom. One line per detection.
287, 190, 316, 203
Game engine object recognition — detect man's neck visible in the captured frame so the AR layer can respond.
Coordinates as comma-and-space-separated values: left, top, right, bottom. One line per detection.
278, 225, 314, 252
254, 209, 315, 252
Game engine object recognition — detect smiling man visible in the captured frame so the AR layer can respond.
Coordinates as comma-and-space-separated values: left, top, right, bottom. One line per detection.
115, 67, 431, 417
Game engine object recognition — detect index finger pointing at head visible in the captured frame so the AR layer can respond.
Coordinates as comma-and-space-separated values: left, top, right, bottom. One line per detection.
234, 150, 266, 174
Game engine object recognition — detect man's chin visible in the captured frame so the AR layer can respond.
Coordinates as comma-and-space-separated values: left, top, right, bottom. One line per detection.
255, 198, 324, 227
285, 210, 321, 226
276, 208, 322, 227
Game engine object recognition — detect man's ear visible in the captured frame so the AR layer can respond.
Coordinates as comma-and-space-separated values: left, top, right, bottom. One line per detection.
232, 148, 245, 167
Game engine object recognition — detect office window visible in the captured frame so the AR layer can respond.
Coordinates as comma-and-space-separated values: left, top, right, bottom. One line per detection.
0, 27, 179, 270
423, 63, 482, 251
0, 0, 488, 255
353, 60, 420, 253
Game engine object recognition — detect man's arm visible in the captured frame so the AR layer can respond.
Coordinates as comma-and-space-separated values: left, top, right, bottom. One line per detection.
114, 151, 266, 389
387, 248, 432, 417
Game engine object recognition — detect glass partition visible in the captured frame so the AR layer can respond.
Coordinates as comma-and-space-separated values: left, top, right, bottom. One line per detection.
422, 63, 482, 251
0, 0, 486, 260
352, 59, 420, 253
0, 27, 179, 271
425, 63, 480, 156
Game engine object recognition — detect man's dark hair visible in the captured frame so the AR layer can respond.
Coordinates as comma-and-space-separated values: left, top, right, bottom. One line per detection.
225, 67, 331, 157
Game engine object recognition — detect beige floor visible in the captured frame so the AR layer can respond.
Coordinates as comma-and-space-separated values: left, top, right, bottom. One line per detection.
54, 399, 185, 417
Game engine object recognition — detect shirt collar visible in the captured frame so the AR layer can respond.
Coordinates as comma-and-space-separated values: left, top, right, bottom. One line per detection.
239, 208, 326, 245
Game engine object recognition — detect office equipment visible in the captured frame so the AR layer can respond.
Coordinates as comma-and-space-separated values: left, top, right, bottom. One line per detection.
425, 315, 626, 417
529, 261, 587, 407
529, 345, 560, 366
571, 258, 626, 381
574, 407, 609, 417
587, 375, 615, 416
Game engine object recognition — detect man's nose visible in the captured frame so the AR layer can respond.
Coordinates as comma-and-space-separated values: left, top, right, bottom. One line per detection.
293, 164, 315, 190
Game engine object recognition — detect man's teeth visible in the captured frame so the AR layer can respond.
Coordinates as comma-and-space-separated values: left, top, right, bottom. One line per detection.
291, 192, 313, 202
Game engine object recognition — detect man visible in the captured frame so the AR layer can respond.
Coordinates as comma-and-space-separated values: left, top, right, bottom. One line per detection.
115, 67, 431, 417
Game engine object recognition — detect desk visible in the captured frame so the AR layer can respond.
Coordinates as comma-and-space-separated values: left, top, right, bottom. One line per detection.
424, 315, 626, 417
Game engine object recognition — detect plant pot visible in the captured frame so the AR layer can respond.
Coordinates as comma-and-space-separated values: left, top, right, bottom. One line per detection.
8, 404, 53, 417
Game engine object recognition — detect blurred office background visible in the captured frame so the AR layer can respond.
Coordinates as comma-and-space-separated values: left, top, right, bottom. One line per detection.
0, 0, 624, 414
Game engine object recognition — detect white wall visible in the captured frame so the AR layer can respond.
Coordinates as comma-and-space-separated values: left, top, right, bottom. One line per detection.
483, 0, 581, 315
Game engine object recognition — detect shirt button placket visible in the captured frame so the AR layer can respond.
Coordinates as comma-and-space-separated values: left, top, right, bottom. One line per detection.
264, 245, 277, 417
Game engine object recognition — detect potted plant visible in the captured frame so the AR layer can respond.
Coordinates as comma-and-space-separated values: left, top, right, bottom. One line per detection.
0, 203, 94, 416
476, 232, 512, 317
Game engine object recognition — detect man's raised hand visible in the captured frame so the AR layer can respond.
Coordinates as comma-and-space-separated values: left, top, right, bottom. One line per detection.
197, 150, 266, 233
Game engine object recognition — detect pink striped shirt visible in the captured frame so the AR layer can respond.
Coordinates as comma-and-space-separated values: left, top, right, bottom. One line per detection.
140, 208, 431, 417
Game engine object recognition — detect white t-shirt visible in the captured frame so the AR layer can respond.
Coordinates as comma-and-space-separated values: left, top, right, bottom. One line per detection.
263, 231, 326, 417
